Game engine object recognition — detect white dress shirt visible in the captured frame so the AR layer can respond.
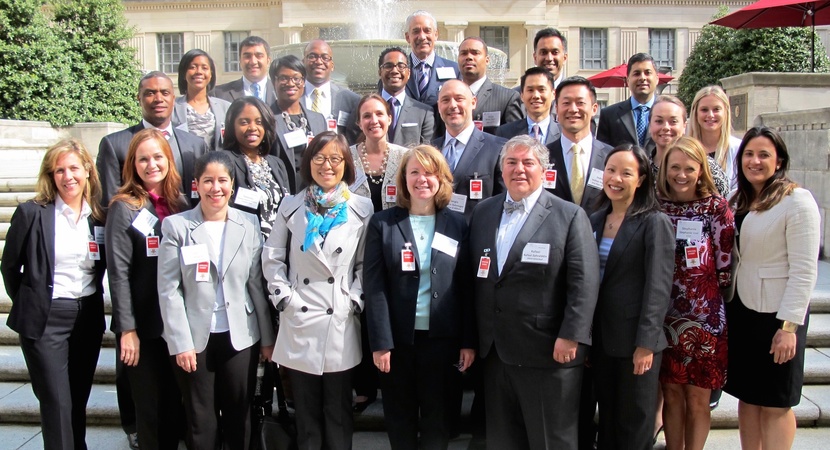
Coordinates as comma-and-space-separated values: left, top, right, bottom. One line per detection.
469, 76, 487, 96
526, 115, 552, 143
303, 81, 333, 117
52, 197, 96, 299
560, 134, 594, 183
203, 221, 230, 333
496, 186, 544, 273
442, 123, 476, 170
243, 77, 270, 102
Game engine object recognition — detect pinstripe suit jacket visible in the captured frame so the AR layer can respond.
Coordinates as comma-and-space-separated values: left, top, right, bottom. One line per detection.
471, 78, 523, 135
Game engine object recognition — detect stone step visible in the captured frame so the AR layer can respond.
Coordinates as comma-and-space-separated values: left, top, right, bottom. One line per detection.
0, 207, 16, 223
0, 314, 116, 347
0, 222, 8, 240
0, 192, 35, 207
0, 179, 37, 193
0, 346, 115, 383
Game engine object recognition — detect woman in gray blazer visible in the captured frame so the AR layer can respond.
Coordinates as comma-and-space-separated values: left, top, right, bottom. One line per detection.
173, 49, 231, 151
105, 129, 189, 450
589, 144, 674, 450
158, 151, 276, 450
262, 132, 373, 450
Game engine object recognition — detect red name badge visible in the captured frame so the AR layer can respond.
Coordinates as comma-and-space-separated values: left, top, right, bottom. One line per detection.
88, 241, 100, 260
191, 180, 199, 199
196, 261, 210, 281
327, 118, 337, 131
473, 120, 484, 131
146, 236, 159, 257
477, 256, 491, 278
385, 185, 397, 203
401, 247, 415, 272
544, 168, 557, 189
685, 246, 700, 268
307, 134, 315, 145
469, 179, 483, 199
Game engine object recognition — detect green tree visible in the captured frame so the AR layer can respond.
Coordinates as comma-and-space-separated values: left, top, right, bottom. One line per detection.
52, 0, 141, 125
678, 5, 830, 108
0, 0, 76, 125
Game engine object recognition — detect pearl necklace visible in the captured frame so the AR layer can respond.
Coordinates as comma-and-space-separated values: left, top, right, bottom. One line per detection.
359, 143, 389, 185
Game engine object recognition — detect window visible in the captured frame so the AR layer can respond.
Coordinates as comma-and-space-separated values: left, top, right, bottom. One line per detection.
157, 33, 183, 73
649, 29, 675, 69
580, 28, 607, 70
481, 26, 510, 68
320, 27, 349, 41
224, 31, 250, 72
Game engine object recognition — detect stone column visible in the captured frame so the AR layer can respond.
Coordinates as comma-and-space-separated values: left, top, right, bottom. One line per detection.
279, 24, 303, 45
444, 21, 468, 43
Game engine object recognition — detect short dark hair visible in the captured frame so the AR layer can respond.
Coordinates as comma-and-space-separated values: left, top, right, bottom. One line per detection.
595, 144, 661, 216
194, 150, 234, 183
626, 53, 656, 75
555, 76, 597, 104
378, 46, 407, 68
534, 28, 567, 51
239, 36, 270, 56
177, 49, 217, 95
520, 66, 554, 92
269, 54, 306, 81
223, 97, 277, 155
300, 131, 355, 187
137, 71, 171, 94
460, 37, 488, 56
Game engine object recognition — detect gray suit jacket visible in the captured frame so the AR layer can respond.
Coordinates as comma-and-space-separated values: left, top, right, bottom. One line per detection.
496, 117, 561, 146
432, 128, 507, 220
172, 96, 231, 152
596, 99, 655, 153
470, 190, 600, 368
270, 103, 328, 192
212, 78, 278, 111
590, 209, 674, 357
389, 95, 434, 148
330, 83, 362, 144
97, 124, 209, 206
157, 207, 275, 354
546, 137, 612, 216
472, 78, 523, 135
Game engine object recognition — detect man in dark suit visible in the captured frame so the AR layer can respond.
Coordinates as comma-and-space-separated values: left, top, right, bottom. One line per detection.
432, 80, 506, 221
513, 28, 569, 100
546, 76, 611, 217
404, 10, 460, 108
213, 36, 277, 110
302, 39, 361, 144
497, 67, 561, 146
469, 135, 600, 449
98, 72, 209, 205
596, 53, 659, 152
458, 37, 522, 135
378, 46, 434, 147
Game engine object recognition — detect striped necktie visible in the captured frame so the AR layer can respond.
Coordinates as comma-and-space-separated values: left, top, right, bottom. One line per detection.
311, 88, 322, 113
418, 62, 429, 99
570, 144, 585, 204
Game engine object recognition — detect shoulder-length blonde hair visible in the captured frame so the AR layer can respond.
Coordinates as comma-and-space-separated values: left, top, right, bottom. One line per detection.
688, 85, 733, 172
35, 138, 105, 222
656, 136, 718, 201
111, 129, 186, 213
396, 145, 454, 210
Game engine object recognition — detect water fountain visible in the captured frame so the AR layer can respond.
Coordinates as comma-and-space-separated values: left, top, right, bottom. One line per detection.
270, 0, 508, 93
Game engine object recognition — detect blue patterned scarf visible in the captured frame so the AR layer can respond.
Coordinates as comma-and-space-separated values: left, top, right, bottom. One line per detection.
303, 182, 350, 251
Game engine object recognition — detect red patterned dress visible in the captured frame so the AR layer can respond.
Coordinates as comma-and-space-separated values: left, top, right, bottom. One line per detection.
659, 195, 734, 389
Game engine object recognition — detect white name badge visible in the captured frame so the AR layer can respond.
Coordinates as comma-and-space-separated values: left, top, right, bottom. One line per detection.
447, 193, 467, 213
87, 241, 101, 260
521, 243, 550, 264
431, 232, 459, 258
337, 111, 350, 127
436, 67, 456, 80
544, 168, 557, 189
676, 220, 704, 242
94, 226, 105, 245
181, 244, 209, 266
482, 111, 501, 128
587, 168, 604, 190
146, 236, 159, 257
234, 187, 261, 210
685, 245, 701, 268
195, 261, 210, 282
131, 208, 158, 236
284, 129, 307, 148
477, 256, 491, 278
385, 185, 397, 203
469, 179, 483, 199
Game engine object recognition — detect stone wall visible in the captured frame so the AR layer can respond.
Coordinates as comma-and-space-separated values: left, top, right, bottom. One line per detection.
754, 108, 830, 258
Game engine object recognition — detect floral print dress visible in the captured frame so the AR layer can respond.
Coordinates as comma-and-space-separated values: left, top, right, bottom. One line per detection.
659, 195, 734, 389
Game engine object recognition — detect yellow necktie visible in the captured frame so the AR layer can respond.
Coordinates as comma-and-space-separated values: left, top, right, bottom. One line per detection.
311, 88, 322, 113
570, 144, 585, 205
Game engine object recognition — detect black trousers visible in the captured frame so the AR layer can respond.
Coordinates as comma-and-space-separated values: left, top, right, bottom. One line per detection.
352, 310, 379, 401
379, 332, 459, 450
172, 331, 259, 450
483, 350, 582, 450
594, 351, 662, 450
286, 367, 353, 450
19, 296, 104, 450
117, 335, 183, 450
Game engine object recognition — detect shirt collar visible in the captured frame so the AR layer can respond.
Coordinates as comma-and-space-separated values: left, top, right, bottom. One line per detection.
381, 89, 407, 104
469, 76, 487, 96
526, 115, 551, 132
411, 52, 436, 68
55, 195, 92, 220
506, 185, 544, 213
142, 119, 174, 137
630, 95, 655, 110
243, 77, 268, 93
561, 133, 594, 155
445, 123, 475, 147
305, 81, 330, 98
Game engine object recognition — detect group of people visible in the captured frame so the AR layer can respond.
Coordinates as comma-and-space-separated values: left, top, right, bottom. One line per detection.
0, 8, 820, 450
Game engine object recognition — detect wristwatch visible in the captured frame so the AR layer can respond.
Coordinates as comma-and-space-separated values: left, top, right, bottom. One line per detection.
781, 320, 799, 333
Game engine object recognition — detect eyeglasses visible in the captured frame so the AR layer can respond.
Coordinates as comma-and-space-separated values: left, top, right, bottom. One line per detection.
277, 75, 304, 85
305, 53, 333, 63
311, 154, 344, 166
380, 62, 409, 71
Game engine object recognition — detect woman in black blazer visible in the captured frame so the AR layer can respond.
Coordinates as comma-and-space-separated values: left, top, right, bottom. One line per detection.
363, 144, 476, 450
1, 139, 107, 450
105, 129, 190, 450
223, 96, 291, 239
589, 144, 674, 450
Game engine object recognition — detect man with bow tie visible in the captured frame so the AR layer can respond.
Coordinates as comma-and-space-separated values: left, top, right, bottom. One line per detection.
469, 135, 600, 450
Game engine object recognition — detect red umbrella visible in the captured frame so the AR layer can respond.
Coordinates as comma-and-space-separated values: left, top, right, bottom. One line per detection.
711, 0, 830, 71
587, 63, 674, 88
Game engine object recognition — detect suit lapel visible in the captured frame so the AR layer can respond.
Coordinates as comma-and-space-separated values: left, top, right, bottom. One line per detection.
477, 195, 504, 279
188, 209, 219, 267
580, 139, 607, 209
393, 208, 420, 268
173, 98, 187, 129
452, 129, 484, 181
548, 139, 573, 202
394, 96, 411, 138
618, 102, 638, 144
430, 209, 449, 264
499, 193, 552, 279
545, 121, 561, 145
169, 130, 185, 174
220, 210, 245, 278
603, 214, 642, 278
473, 80, 493, 117
42, 203, 56, 276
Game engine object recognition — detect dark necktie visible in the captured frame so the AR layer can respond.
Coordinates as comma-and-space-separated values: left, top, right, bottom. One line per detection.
636, 105, 649, 147
252, 83, 262, 101
418, 63, 429, 99
387, 97, 397, 142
